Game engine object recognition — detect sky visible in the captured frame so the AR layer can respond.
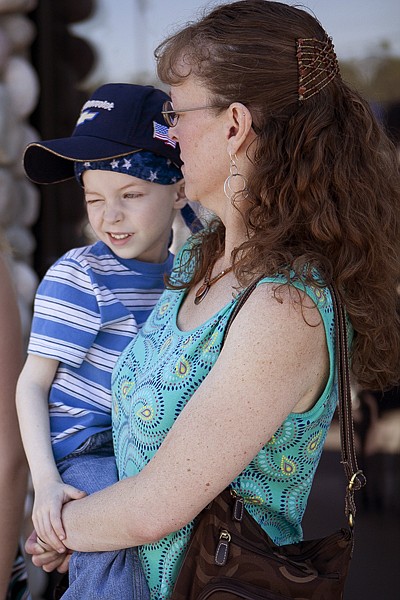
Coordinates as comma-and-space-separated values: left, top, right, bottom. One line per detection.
72, 0, 400, 86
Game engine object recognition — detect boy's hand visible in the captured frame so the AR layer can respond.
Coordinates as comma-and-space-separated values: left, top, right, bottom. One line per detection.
33, 479, 86, 553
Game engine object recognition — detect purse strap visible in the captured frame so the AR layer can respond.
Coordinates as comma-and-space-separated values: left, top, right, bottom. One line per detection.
328, 284, 366, 525
222, 277, 366, 527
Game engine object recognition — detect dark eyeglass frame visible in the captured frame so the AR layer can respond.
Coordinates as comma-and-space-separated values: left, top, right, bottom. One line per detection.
161, 100, 226, 128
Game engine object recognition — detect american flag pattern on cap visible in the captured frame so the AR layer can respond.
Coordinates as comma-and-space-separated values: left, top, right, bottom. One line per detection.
153, 122, 177, 148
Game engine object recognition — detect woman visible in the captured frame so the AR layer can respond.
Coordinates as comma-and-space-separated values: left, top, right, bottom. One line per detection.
27, 2, 400, 599
0, 243, 30, 599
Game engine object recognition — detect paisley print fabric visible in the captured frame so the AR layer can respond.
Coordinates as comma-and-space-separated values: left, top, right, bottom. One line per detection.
112, 253, 339, 599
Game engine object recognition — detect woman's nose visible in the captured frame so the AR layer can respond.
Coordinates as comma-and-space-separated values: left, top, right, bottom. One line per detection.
168, 126, 178, 142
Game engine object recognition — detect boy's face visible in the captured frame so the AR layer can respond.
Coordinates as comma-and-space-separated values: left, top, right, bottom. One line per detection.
82, 170, 184, 263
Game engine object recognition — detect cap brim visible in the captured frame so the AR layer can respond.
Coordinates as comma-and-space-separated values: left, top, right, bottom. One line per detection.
23, 137, 142, 184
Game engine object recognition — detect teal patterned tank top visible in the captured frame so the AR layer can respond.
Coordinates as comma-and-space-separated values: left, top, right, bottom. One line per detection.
112, 267, 339, 600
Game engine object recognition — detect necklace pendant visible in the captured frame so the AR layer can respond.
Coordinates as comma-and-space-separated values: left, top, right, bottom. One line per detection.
193, 264, 234, 305
194, 283, 210, 305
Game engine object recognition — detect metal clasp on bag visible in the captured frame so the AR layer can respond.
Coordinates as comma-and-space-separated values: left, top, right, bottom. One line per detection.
347, 470, 366, 528
215, 530, 231, 566
230, 488, 262, 505
348, 470, 366, 492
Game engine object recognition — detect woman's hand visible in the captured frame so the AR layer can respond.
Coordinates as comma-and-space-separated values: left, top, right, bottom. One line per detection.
33, 479, 86, 552
25, 530, 71, 573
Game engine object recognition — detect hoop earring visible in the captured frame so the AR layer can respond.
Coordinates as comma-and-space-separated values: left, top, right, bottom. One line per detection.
223, 153, 249, 202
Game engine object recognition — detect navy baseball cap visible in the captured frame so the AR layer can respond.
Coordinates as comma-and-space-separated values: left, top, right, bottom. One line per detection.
23, 83, 182, 184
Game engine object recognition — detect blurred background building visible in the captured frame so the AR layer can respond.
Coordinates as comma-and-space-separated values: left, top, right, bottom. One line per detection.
0, 0, 399, 598
21, 0, 400, 281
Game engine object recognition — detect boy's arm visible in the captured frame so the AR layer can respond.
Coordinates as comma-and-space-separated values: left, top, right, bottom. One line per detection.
16, 354, 59, 484
16, 355, 85, 552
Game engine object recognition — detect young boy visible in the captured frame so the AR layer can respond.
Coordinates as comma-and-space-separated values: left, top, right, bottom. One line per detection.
16, 83, 192, 599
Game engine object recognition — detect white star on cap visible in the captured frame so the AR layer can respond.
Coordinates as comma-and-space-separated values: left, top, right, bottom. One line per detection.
84, 161, 91, 168
123, 158, 132, 170
148, 170, 158, 182
111, 159, 119, 169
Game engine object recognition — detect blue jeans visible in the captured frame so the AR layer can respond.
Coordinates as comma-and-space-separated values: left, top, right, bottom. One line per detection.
56, 430, 150, 600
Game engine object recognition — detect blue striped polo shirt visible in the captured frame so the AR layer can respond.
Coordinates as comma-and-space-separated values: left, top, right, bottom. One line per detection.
28, 240, 173, 461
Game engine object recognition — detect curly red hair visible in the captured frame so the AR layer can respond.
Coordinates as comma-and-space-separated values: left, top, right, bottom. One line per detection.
156, 0, 400, 391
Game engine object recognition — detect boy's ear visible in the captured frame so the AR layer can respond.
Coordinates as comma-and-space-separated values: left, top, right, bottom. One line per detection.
174, 181, 187, 209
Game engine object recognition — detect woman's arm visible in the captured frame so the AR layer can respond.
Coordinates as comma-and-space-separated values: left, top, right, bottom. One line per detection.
0, 256, 28, 598
59, 284, 328, 552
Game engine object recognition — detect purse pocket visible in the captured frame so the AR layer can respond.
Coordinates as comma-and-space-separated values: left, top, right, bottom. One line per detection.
197, 577, 292, 600
226, 529, 343, 580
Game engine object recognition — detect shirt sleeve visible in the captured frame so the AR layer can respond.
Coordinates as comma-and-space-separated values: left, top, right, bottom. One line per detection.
28, 256, 101, 367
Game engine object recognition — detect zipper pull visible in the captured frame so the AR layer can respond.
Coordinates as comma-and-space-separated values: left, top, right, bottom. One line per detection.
215, 529, 231, 566
232, 495, 244, 521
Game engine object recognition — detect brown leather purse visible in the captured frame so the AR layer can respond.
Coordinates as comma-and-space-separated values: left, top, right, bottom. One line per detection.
171, 281, 366, 600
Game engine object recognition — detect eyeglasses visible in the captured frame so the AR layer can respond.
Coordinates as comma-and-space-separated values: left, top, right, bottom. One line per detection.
161, 100, 224, 128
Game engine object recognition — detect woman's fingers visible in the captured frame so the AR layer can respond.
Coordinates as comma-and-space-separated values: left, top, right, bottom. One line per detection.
25, 529, 68, 571
33, 550, 69, 572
